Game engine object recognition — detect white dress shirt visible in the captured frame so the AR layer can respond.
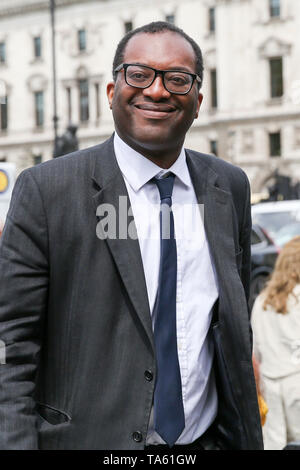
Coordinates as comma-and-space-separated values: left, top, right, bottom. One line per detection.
114, 132, 219, 445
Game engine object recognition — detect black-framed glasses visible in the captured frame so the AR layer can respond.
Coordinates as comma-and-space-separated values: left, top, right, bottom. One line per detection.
114, 63, 202, 95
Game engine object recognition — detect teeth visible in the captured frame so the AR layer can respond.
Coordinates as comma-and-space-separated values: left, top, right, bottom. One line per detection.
136, 106, 172, 112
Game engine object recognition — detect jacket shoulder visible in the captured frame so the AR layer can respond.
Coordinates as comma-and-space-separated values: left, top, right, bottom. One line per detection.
186, 149, 251, 231
186, 149, 248, 186
21, 136, 114, 182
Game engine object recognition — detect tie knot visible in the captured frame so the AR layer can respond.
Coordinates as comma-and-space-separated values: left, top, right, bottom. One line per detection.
153, 173, 175, 201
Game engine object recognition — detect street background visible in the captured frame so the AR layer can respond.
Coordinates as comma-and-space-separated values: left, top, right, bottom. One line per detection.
0, 0, 300, 450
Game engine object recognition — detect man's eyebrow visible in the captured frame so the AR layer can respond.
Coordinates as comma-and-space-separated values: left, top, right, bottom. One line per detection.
129, 62, 195, 73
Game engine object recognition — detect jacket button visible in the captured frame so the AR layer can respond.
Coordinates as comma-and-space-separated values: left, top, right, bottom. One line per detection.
144, 370, 153, 381
132, 431, 143, 443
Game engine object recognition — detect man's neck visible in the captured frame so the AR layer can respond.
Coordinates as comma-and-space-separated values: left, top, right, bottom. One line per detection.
136, 149, 181, 169
115, 133, 184, 169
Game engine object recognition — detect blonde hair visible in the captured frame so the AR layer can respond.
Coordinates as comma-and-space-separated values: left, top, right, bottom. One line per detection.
263, 236, 300, 314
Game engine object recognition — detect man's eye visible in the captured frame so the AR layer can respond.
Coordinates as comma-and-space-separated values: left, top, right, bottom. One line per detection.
128, 72, 148, 81
133, 73, 145, 79
168, 75, 189, 85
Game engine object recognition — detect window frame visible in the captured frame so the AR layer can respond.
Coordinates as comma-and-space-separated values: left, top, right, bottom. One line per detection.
210, 68, 218, 109
165, 14, 175, 24
269, 131, 281, 157
269, 56, 283, 98
124, 21, 133, 34
66, 87, 72, 123
34, 91, 44, 128
269, 0, 280, 18
78, 29, 87, 52
0, 95, 8, 131
208, 7, 216, 33
95, 82, 100, 121
33, 154, 42, 165
33, 36, 42, 59
210, 139, 218, 156
0, 42, 6, 64
79, 79, 89, 122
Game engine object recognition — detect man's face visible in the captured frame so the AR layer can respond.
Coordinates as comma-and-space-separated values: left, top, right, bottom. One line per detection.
107, 31, 203, 155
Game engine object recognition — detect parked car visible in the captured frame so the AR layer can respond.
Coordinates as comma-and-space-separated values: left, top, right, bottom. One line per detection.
249, 200, 300, 310
249, 224, 279, 311
252, 200, 300, 247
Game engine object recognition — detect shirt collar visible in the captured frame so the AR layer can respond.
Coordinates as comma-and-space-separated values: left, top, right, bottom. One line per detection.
114, 132, 191, 192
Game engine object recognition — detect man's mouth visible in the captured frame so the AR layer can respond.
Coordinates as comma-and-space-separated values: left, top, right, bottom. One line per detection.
132, 102, 177, 119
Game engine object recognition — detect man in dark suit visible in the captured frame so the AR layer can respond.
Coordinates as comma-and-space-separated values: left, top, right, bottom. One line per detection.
0, 22, 263, 450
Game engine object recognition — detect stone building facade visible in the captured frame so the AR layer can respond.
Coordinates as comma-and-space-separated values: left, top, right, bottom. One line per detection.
0, 0, 299, 195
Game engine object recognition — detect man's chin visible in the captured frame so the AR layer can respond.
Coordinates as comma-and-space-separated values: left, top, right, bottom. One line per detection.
132, 123, 177, 143
130, 132, 177, 151
115, 124, 183, 154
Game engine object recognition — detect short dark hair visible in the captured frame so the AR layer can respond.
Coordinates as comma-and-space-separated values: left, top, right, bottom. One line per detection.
112, 21, 203, 87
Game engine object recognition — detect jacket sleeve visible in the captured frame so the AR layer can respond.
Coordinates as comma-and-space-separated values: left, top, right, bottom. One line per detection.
0, 169, 48, 449
239, 171, 252, 308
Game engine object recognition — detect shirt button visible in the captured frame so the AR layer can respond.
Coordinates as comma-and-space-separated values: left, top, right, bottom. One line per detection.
144, 370, 153, 381
132, 431, 143, 443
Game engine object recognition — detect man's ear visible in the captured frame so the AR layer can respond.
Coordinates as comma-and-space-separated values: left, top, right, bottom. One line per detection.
195, 93, 203, 119
107, 82, 115, 109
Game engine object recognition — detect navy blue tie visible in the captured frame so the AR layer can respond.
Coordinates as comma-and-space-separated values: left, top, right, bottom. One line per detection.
152, 173, 185, 447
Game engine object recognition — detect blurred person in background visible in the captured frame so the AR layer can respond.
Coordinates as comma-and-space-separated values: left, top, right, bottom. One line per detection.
252, 236, 300, 450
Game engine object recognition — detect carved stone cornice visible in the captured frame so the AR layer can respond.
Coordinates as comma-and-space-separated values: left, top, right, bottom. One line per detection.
26, 73, 48, 92
0, 0, 106, 19
259, 37, 292, 58
216, 0, 250, 4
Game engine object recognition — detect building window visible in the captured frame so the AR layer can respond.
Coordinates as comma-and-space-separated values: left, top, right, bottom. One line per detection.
34, 91, 44, 128
0, 42, 6, 64
210, 140, 218, 156
79, 79, 89, 122
95, 83, 100, 120
165, 14, 175, 24
78, 29, 86, 52
269, 131, 281, 157
0, 96, 8, 131
210, 69, 218, 109
33, 154, 42, 165
124, 21, 133, 34
66, 87, 72, 122
34, 36, 42, 59
209, 7, 216, 33
270, 57, 283, 98
270, 0, 280, 18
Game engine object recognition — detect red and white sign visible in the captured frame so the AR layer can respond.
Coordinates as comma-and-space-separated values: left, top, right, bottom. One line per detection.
0, 163, 16, 232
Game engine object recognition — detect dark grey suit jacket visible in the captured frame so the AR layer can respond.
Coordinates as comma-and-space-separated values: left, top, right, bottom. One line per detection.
0, 135, 263, 449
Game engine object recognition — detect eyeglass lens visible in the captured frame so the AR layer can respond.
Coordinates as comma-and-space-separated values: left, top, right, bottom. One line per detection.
125, 65, 193, 93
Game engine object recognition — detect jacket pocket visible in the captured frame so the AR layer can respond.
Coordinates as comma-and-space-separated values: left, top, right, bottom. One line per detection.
36, 403, 71, 426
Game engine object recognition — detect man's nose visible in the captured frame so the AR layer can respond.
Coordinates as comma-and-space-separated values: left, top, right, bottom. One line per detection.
142, 75, 171, 100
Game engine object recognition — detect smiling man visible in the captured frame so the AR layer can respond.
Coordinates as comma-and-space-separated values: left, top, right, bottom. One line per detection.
107, 30, 202, 168
0, 22, 263, 450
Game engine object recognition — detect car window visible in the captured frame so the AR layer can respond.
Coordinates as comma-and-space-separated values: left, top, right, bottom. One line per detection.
251, 229, 263, 245
252, 210, 300, 239
272, 222, 300, 247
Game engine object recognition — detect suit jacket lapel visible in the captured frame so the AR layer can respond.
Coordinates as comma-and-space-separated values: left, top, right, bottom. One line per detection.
91, 136, 154, 351
186, 150, 238, 301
